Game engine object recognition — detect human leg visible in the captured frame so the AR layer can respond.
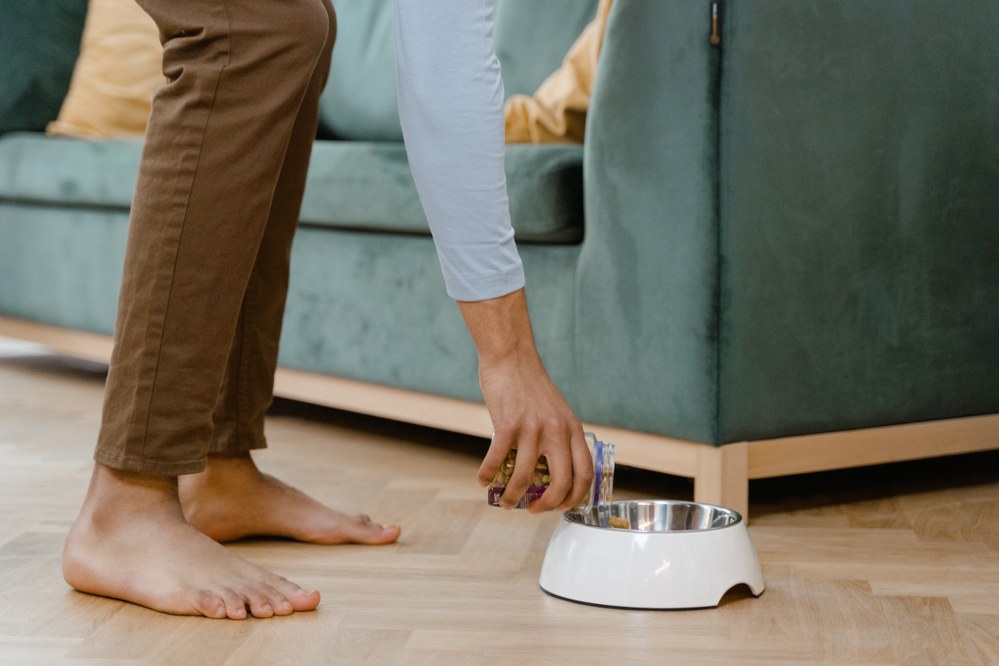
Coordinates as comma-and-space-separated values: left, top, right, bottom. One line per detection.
93, 0, 332, 473
65, 0, 332, 618
178, 0, 398, 546
206, 0, 337, 456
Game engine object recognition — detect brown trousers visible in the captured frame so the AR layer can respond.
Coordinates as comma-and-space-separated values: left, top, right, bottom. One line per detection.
94, 0, 336, 475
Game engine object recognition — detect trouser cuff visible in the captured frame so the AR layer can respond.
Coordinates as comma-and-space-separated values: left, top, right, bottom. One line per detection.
93, 450, 208, 477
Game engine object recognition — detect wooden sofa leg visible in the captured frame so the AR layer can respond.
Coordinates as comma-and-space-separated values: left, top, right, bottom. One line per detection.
694, 442, 749, 520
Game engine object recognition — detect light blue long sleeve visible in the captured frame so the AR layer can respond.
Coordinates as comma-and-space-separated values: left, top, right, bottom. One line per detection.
394, 0, 525, 302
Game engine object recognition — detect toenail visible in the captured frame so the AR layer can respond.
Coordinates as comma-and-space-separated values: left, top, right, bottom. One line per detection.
298, 588, 314, 596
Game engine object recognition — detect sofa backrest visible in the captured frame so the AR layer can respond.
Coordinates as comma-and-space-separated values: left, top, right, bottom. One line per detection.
320, 0, 599, 141
0, 0, 89, 134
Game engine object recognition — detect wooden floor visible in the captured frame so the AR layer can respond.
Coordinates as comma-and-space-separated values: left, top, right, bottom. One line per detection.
1, 338, 997, 665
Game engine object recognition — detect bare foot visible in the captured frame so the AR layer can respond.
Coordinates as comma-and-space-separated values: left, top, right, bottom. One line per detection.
63, 464, 321, 619
179, 453, 401, 545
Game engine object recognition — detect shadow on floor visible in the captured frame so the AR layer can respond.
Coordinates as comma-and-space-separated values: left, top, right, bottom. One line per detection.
749, 447, 999, 519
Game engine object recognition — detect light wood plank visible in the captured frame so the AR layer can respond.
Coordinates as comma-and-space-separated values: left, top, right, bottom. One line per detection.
3, 340, 999, 664
747, 415, 999, 479
879, 596, 973, 665
956, 613, 999, 665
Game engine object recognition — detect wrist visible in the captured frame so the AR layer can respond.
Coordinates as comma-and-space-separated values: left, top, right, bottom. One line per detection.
476, 337, 541, 370
457, 288, 540, 366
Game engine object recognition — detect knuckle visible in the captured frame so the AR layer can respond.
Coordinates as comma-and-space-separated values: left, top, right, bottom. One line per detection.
542, 415, 565, 432
508, 470, 532, 488
549, 473, 571, 492
522, 415, 544, 432
490, 424, 516, 442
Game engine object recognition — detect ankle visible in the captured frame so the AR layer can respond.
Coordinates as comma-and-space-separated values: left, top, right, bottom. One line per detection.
81, 464, 183, 523
181, 454, 259, 499
200, 452, 259, 479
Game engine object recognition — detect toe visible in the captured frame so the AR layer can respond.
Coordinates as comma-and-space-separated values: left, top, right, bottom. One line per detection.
350, 521, 401, 545
292, 589, 321, 612
218, 587, 248, 620
195, 592, 228, 619
269, 576, 321, 612
249, 602, 274, 619
259, 583, 295, 616
237, 585, 276, 618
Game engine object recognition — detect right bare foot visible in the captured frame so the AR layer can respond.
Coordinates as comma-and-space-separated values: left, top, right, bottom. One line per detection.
63, 464, 320, 619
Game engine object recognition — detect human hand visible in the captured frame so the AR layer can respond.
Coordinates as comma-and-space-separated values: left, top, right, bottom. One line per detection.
476, 353, 593, 512
457, 289, 593, 512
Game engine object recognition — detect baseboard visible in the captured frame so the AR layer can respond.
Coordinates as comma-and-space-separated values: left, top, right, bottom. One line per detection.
2, 315, 996, 520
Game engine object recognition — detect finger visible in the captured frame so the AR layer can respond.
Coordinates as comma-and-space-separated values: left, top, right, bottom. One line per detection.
529, 423, 572, 513
558, 425, 594, 511
500, 431, 540, 510
477, 428, 515, 487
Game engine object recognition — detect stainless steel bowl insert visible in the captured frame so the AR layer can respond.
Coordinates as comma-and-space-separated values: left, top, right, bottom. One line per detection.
565, 500, 742, 533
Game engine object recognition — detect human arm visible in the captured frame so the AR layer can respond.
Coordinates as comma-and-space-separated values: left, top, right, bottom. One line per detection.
394, 0, 593, 510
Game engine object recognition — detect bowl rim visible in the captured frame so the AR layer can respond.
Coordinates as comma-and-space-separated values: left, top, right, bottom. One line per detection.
562, 499, 744, 533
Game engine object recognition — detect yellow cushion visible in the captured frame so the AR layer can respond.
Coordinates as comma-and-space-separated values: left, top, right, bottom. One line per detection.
504, 0, 611, 144
47, 0, 162, 139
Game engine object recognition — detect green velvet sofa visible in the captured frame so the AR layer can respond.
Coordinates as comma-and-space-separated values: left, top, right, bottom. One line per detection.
2, 0, 997, 516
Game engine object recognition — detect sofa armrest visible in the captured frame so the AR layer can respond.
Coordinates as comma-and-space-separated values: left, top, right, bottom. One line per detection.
716, 1, 999, 441
574, 0, 720, 443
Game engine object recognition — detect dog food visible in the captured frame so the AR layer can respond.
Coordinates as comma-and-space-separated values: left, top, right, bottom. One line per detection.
487, 432, 615, 512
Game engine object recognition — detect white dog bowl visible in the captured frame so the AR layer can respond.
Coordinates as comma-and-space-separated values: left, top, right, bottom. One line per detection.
539, 500, 765, 609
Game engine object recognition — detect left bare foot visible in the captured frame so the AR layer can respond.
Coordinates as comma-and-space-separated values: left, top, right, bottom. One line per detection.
179, 454, 401, 545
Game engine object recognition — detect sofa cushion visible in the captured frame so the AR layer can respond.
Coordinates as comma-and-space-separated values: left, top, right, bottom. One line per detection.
0, 133, 142, 207
0, 133, 583, 243
0, 0, 89, 134
300, 142, 582, 242
320, 0, 598, 141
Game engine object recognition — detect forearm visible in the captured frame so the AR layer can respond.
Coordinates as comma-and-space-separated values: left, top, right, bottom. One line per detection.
394, 0, 525, 301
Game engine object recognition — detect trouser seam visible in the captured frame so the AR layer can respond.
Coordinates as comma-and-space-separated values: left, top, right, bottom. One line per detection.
236, 275, 254, 442
138, 6, 233, 461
